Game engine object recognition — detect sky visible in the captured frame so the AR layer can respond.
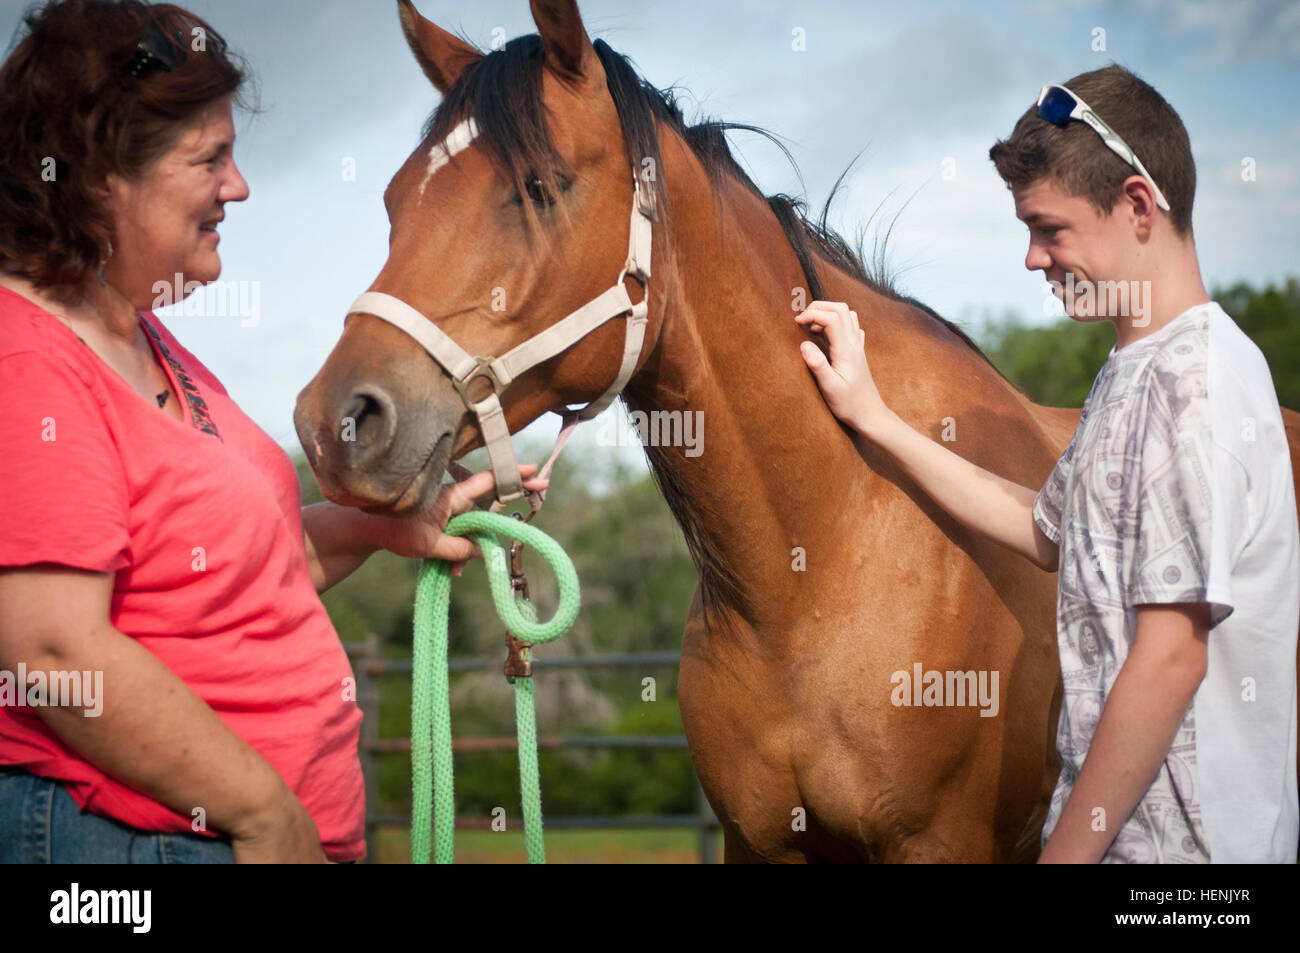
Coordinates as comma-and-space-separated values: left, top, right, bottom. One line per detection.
3, 0, 1297, 482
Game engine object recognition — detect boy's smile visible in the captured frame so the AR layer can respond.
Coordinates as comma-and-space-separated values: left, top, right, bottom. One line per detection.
1013, 178, 1137, 322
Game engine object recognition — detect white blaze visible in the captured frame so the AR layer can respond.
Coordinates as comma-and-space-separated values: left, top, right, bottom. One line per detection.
418, 117, 480, 198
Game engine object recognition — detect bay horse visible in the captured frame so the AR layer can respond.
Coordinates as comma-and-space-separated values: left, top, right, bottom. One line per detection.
294, 0, 1300, 861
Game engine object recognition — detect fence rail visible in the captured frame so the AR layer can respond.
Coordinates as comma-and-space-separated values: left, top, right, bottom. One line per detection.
346, 635, 721, 863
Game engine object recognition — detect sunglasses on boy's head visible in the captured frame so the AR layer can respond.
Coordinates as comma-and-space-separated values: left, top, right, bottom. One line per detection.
1035, 83, 1171, 212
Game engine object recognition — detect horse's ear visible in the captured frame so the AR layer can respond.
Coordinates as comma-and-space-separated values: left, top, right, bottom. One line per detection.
529, 0, 600, 85
397, 0, 482, 94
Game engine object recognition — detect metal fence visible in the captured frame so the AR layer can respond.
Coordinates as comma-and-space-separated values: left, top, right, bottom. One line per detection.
345, 635, 721, 863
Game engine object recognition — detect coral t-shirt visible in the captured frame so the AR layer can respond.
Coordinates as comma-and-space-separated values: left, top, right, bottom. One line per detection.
0, 286, 365, 862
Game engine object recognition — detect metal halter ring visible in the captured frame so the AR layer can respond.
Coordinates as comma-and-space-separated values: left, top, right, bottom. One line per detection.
452, 356, 507, 406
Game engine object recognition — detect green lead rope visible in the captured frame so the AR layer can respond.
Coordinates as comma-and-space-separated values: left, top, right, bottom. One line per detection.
410, 510, 581, 864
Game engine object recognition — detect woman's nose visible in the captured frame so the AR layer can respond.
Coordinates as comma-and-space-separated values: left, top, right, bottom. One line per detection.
222, 161, 251, 203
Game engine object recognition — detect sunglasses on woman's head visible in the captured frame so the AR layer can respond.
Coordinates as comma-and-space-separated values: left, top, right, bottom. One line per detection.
125, 19, 187, 78
1035, 83, 1171, 212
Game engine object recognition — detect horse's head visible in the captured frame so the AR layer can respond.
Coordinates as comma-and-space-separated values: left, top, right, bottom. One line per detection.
294, 0, 664, 514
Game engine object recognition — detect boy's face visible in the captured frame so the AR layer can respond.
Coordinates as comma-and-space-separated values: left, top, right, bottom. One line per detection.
1013, 178, 1140, 322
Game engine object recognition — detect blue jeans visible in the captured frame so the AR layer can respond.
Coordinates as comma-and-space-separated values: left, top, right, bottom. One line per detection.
0, 766, 235, 864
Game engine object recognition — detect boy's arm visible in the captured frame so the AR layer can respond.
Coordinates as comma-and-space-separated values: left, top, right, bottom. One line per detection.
858, 416, 1061, 571
796, 300, 1059, 571
1038, 602, 1210, 863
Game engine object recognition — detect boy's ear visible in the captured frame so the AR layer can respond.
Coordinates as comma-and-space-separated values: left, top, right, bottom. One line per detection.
1120, 176, 1159, 238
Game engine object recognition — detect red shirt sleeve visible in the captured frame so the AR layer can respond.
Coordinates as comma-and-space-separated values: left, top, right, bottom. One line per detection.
0, 350, 131, 573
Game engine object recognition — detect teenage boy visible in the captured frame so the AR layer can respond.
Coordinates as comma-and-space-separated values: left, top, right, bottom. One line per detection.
795, 64, 1299, 863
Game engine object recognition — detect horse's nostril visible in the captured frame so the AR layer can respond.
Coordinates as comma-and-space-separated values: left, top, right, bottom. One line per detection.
342, 392, 379, 431
340, 386, 398, 464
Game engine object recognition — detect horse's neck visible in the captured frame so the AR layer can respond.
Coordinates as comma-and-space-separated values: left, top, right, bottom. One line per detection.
622, 160, 1023, 625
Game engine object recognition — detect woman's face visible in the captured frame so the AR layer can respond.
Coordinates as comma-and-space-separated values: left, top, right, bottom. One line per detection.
104, 97, 249, 308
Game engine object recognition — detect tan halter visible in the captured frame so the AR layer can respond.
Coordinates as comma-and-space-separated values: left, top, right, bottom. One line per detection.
346, 120, 653, 510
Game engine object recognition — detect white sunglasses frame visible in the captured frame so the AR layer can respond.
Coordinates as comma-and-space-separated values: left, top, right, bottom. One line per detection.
1036, 83, 1172, 213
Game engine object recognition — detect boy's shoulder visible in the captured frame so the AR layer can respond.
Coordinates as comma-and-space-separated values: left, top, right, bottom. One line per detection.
1122, 302, 1288, 486
1122, 302, 1273, 412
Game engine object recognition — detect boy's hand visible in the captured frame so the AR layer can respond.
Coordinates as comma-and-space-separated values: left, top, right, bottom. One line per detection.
794, 301, 890, 436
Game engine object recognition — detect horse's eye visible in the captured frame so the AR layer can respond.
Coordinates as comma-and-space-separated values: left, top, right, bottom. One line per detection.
524, 175, 555, 207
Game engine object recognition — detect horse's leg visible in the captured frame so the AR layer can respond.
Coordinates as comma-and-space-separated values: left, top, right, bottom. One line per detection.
722, 829, 772, 863
679, 587, 809, 863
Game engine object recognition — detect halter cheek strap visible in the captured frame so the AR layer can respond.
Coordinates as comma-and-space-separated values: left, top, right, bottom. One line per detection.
346, 119, 653, 510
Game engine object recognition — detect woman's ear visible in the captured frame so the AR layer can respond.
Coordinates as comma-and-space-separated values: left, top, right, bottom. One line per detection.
92, 173, 119, 208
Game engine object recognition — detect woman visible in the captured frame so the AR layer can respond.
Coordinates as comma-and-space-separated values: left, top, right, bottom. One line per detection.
0, 0, 545, 863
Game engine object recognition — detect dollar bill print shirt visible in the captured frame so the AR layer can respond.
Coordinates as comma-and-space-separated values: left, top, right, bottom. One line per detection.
1032, 302, 1300, 864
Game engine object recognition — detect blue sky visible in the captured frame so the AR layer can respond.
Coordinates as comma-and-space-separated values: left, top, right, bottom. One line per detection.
3, 0, 1296, 478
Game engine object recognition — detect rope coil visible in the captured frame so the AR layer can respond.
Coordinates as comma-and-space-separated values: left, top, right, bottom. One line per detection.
410, 510, 580, 864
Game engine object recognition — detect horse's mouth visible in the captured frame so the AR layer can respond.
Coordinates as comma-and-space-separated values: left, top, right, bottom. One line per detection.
360, 430, 453, 517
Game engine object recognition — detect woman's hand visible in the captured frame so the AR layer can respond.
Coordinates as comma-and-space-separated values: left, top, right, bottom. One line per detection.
373, 464, 549, 576
229, 787, 328, 864
795, 300, 891, 437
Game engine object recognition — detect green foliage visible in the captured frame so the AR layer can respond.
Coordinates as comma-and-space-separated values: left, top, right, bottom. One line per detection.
1214, 277, 1300, 411
976, 277, 1300, 410
976, 307, 1115, 407
452, 702, 694, 818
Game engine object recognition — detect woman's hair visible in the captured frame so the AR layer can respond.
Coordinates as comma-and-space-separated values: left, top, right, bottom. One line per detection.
0, 0, 250, 299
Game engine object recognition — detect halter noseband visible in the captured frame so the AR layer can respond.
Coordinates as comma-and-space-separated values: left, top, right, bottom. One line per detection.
346, 119, 654, 509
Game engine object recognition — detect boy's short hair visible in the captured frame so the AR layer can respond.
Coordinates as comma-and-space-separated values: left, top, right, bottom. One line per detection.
989, 64, 1196, 237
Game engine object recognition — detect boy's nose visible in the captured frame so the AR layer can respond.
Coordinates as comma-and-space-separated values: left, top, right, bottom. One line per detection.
1024, 241, 1051, 272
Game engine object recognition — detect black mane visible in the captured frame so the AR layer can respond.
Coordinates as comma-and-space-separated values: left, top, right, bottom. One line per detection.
423, 33, 999, 368
423, 32, 1008, 615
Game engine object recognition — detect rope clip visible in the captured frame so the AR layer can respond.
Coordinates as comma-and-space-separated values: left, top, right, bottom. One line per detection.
504, 528, 533, 679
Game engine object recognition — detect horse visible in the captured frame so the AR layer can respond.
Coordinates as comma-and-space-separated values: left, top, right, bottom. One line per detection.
294, 0, 1300, 861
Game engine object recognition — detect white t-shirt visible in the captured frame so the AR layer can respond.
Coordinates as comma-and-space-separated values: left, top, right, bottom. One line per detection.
1032, 300, 1299, 863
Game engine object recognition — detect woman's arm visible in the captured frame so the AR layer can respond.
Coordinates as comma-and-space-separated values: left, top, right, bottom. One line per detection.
301, 464, 551, 594
301, 501, 386, 594
0, 564, 326, 863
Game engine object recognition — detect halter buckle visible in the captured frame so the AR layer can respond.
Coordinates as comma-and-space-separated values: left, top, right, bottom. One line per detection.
453, 356, 507, 406
633, 173, 655, 219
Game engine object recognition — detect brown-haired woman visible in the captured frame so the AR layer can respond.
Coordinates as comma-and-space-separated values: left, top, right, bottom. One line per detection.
0, 0, 547, 863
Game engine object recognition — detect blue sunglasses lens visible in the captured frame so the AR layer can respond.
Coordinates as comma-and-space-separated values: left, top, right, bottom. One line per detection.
1037, 87, 1076, 126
